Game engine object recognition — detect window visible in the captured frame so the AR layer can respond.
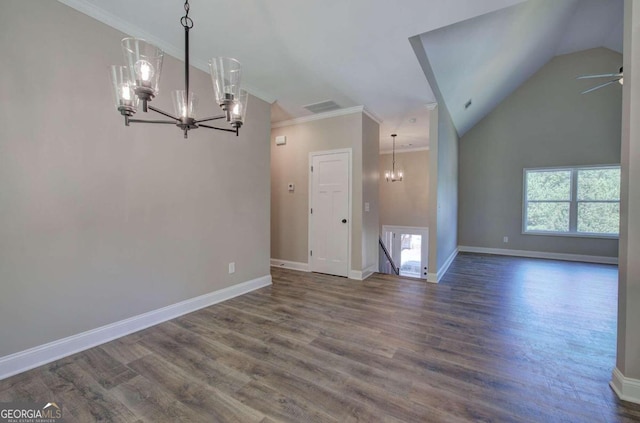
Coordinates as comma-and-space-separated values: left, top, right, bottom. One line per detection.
523, 166, 620, 237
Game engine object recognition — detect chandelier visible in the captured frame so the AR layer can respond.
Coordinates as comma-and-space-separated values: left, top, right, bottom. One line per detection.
385, 134, 403, 182
109, 0, 247, 138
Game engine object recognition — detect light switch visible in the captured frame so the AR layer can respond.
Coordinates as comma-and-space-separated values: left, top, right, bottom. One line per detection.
364, 202, 370, 212
275, 135, 287, 145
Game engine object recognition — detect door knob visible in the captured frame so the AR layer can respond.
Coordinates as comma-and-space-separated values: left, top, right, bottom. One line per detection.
342, 219, 347, 223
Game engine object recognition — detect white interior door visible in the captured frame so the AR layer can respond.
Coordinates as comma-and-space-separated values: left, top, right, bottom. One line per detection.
310, 151, 350, 277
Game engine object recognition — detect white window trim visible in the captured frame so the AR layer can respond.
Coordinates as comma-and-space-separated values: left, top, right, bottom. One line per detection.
522, 164, 620, 239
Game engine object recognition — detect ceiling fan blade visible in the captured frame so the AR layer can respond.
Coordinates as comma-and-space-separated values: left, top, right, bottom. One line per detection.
581, 80, 618, 94
577, 73, 621, 79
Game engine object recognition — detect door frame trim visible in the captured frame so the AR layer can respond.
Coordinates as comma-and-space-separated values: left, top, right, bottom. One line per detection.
308, 148, 352, 277
381, 225, 429, 279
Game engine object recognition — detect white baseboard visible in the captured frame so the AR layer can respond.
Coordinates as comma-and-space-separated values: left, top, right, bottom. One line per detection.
272, 258, 365, 280
427, 248, 458, 283
611, 367, 640, 404
362, 264, 377, 280
0, 275, 272, 381
350, 264, 377, 281
457, 246, 618, 265
270, 259, 310, 272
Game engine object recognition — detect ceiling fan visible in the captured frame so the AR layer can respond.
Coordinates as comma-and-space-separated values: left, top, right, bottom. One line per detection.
577, 67, 623, 94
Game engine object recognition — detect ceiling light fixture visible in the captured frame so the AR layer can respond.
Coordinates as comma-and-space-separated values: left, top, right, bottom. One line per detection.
109, 0, 247, 138
619, 66, 624, 85
578, 66, 623, 94
385, 134, 403, 182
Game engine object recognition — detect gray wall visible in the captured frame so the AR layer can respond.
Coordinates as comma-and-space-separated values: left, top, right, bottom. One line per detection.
433, 106, 459, 273
0, 1, 271, 357
271, 112, 379, 274
361, 115, 380, 271
379, 150, 430, 229
410, 34, 460, 281
458, 48, 622, 258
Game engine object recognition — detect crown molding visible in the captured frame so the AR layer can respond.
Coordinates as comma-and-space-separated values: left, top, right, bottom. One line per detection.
362, 107, 383, 125
272, 106, 382, 128
380, 146, 430, 155
56, 0, 276, 104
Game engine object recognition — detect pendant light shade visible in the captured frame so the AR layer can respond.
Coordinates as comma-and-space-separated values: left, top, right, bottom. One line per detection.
385, 169, 404, 182
172, 90, 198, 119
109, 65, 137, 116
121, 38, 164, 102
230, 89, 248, 129
209, 57, 242, 114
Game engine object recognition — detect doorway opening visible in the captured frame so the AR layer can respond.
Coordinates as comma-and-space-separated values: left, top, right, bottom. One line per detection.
400, 234, 422, 277
382, 225, 428, 279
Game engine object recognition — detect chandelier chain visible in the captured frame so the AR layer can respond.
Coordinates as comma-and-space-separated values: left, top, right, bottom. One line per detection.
181, 0, 194, 29
392, 135, 396, 172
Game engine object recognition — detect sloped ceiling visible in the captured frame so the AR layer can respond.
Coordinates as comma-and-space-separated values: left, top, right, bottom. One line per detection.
417, 0, 623, 137
58, 0, 525, 152
59, 0, 622, 149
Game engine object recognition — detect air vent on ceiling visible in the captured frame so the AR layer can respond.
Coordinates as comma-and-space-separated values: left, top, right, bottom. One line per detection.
303, 100, 341, 114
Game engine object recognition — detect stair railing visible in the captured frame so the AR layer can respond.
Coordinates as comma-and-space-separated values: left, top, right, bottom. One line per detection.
379, 237, 400, 275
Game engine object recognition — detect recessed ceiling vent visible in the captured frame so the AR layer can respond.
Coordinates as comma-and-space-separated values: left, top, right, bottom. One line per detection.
304, 100, 341, 114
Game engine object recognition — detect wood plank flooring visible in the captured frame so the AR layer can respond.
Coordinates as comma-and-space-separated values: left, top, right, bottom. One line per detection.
2, 253, 640, 422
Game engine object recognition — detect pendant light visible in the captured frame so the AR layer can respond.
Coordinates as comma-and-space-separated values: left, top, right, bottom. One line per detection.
109, 0, 248, 138
385, 134, 403, 182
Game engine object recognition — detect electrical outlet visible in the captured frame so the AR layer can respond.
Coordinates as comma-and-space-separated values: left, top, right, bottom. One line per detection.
503, 236, 509, 243
228, 262, 235, 274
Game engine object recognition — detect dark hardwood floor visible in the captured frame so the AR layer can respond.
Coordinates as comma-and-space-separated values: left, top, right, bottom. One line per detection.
2, 253, 640, 422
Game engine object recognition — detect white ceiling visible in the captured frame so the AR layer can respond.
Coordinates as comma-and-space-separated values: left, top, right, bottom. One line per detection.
417, 0, 623, 137
60, 0, 622, 150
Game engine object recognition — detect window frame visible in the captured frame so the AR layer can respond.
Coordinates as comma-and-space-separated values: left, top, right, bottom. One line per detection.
522, 164, 620, 239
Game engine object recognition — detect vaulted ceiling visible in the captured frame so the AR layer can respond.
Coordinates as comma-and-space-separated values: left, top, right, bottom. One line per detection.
60, 0, 622, 151
417, 0, 623, 137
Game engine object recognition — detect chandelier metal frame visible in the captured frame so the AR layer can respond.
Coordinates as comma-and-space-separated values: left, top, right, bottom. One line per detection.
110, 0, 244, 138
385, 134, 404, 182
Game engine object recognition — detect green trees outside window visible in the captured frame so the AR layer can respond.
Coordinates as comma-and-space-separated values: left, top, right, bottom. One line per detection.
524, 166, 620, 236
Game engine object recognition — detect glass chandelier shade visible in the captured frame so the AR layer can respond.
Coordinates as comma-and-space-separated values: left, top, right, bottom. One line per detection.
108, 0, 246, 138
121, 38, 164, 100
385, 169, 404, 182
385, 134, 403, 182
109, 65, 138, 115
209, 57, 242, 111
230, 89, 248, 129
172, 90, 198, 119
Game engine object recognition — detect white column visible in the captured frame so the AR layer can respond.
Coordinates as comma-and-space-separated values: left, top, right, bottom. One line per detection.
611, 0, 640, 404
